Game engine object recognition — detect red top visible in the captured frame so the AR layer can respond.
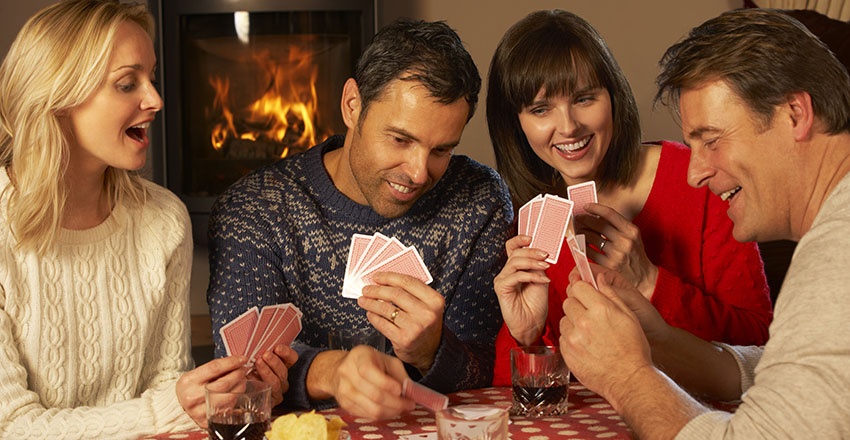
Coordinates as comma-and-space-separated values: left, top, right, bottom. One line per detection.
493, 141, 773, 386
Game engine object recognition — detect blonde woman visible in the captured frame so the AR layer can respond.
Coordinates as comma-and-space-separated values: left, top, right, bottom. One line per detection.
0, 1, 295, 438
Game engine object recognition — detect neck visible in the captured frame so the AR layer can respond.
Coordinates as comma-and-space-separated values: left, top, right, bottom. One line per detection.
63, 169, 111, 230
794, 133, 850, 240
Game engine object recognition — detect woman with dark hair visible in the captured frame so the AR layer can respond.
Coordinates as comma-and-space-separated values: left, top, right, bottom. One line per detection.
488, 9, 773, 385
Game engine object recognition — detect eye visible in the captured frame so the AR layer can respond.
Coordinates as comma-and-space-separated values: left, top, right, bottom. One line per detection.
432, 146, 454, 157
116, 80, 137, 93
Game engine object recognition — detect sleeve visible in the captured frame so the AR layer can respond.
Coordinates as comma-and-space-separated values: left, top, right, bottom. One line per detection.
207, 186, 326, 410
417, 178, 513, 393
677, 200, 850, 439
0, 198, 197, 439
650, 191, 773, 346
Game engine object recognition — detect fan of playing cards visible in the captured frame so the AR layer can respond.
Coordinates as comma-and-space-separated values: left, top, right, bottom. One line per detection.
219, 304, 303, 367
342, 232, 433, 299
517, 181, 599, 289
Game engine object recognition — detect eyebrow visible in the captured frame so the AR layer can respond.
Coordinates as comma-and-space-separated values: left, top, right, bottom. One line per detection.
387, 126, 459, 149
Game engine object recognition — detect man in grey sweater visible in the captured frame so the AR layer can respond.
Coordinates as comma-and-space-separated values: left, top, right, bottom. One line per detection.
558, 8, 850, 439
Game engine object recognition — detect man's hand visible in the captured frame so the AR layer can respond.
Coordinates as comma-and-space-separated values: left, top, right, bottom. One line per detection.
358, 272, 444, 372
313, 346, 416, 420
559, 273, 653, 400
248, 344, 299, 406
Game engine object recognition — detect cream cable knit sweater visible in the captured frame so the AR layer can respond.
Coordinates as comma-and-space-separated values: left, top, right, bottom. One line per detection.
0, 169, 197, 439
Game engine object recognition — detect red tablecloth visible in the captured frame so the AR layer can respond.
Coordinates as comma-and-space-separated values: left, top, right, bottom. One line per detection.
141, 383, 633, 439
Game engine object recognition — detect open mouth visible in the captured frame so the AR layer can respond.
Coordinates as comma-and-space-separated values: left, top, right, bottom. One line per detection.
126, 122, 150, 142
720, 186, 742, 201
554, 136, 591, 153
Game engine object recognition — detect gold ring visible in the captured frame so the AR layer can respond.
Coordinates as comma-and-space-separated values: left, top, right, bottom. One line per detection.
389, 308, 400, 324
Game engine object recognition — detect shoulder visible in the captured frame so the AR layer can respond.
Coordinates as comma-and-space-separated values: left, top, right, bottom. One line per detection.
135, 179, 191, 242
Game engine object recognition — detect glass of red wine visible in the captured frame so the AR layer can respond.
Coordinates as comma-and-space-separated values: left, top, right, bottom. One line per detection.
509, 346, 570, 417
205, 380, 272, 440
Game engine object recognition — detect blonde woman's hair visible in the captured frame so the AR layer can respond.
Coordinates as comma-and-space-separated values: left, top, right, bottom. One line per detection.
0, 0, 153, 255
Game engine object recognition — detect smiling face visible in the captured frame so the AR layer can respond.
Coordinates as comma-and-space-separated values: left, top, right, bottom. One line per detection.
681, 79, 798, 242
65, 21, 162, 175
336, 78, 469, 218
518, 85, 613, 187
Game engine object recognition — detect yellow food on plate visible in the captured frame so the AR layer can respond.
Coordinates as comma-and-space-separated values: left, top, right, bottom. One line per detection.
266, 410, 346, 440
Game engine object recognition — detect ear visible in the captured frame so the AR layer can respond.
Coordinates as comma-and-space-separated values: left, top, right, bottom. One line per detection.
787, 91, 815, 142
340, 78, 362, 130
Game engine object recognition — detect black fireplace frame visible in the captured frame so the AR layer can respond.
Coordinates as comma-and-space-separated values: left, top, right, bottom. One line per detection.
148, 0, 376, 243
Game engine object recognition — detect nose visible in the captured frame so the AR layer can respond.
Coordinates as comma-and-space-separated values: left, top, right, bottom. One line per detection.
557, 107, 579, 135
686, 145, 713, 188
142, 82, 163, 112
403, 147, 430, 185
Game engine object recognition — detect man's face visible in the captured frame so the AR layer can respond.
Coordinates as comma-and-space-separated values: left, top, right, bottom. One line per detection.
339, 78, 469, 218
681, 79, 798, 242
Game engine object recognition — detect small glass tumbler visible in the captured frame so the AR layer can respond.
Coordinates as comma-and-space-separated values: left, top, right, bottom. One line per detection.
510, 346, 570, 417
205, 380, 271, 440
436, 404, 509, 440
328, 327, 386, 352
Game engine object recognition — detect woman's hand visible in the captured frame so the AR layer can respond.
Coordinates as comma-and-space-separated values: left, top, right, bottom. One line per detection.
176, 356, 249, 428
493, 234, 551, 345
575, 203, 659, 299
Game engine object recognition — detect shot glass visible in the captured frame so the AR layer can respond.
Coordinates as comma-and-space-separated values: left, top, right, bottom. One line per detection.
328, 327, 386, 352
205, 380, 271, 440
436, 404, 509, 440
510, 346, 570, 417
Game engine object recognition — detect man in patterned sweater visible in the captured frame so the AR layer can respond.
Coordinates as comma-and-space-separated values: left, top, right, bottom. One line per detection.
207, 19, 512, 420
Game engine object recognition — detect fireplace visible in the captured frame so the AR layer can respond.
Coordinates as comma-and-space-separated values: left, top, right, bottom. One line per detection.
148, 0, 375, 244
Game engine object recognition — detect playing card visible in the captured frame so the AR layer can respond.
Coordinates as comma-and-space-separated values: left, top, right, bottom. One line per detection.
402, 378, 449, 412
567, 232, 597, 289
567, 181, 597, 216
356, 237, 405, 277
219, 306, 259, 356
529, 194, 573, 264
247, 304, 302, 365
518, 199, 532, 236
360, 246, 433, 286
352, 232, 391, 276
527, 195, 544, 236
398, 434, 437, 440
343, 234, 376, 298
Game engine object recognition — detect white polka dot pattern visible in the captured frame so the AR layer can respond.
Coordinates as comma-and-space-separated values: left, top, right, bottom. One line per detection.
140, 385, 634, 439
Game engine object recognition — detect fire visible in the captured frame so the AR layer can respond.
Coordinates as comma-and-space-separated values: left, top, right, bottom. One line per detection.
207, 47, 328, 159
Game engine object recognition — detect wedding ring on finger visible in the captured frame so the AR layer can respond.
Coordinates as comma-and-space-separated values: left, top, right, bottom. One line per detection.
599, 239, 607, 251
389, 307, 401, 324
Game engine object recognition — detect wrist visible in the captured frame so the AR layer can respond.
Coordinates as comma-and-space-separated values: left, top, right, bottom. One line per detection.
306, 350, 346, 401
637, 265, 659, 300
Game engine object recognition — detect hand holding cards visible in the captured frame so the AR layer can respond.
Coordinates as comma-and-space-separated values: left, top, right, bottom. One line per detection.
518, 181, 598, 287
220, 303, 303, 368
342, 232, 433, 299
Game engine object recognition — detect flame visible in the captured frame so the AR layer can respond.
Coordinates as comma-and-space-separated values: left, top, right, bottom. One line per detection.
208, 46, 327, 158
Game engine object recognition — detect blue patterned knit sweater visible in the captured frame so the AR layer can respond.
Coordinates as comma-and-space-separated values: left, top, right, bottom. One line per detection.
207, 135, 513, 410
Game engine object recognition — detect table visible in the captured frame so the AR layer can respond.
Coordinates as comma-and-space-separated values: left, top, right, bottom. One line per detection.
142, 383, 633, 439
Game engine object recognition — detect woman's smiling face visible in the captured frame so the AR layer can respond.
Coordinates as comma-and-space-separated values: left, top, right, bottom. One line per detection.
518, 84, 613, 187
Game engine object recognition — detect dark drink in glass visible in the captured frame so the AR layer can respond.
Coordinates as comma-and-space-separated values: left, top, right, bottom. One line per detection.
207, 409, 269, 440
